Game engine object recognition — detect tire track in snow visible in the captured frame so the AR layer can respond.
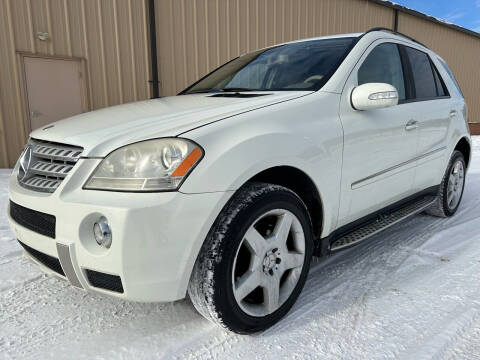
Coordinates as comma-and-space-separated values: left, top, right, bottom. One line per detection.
180, 205, 476, 359
402, 307, 480, 360
171, 216, 449, 360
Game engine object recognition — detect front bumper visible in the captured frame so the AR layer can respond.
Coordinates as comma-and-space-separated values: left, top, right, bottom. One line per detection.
8, 159, 232, 302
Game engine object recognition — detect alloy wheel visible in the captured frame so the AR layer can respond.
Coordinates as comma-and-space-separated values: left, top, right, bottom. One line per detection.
231, 209, 306, 317
446, 159, 465, 210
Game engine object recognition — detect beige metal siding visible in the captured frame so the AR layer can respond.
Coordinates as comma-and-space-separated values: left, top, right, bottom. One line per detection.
0, 0, 151, 168
397, 12, 480, 124
0, 0, 26, 168
1, 0, 480, 168
154, 0, 393, 96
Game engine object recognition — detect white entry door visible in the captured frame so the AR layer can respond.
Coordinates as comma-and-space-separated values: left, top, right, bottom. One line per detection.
23, 56, 85, 131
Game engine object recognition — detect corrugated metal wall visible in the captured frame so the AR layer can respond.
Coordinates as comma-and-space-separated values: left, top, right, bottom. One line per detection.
0, 0, 151, 168
397, 12, 480, 130
155, 0, 393, 95
1, 0, 479, 168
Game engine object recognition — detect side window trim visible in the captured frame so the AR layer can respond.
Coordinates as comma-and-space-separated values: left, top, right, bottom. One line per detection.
429, 57, 439, 96
399, 44, 451, 103
428, 57, 449, 97
397, 44, 415, 102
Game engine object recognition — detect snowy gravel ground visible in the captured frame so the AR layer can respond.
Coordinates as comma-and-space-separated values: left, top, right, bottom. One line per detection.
1, 137, 480, 360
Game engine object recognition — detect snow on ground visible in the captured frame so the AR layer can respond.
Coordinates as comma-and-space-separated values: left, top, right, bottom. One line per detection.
1, 138, 480, 360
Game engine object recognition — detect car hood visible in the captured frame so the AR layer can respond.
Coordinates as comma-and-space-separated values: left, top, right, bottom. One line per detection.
30, 91, 309, 157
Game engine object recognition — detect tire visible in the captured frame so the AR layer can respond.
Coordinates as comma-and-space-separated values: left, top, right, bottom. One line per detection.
426, 150, 466, 218
188, 182, 314, 334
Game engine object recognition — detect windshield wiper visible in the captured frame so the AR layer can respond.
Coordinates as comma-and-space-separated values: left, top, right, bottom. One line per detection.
186, 87, 262, 94
186, 89, 221, 94
221, 87, 259, 92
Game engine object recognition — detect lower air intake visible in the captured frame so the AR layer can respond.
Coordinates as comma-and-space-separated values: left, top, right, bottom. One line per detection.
10, 201, 56, 238
85, 269, 124, 293
18, 240, 65, 276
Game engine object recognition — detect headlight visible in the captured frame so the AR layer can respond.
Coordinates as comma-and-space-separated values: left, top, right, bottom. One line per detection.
84, 138, 203, 192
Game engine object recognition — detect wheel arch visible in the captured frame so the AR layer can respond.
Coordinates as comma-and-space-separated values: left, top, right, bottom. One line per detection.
245, 166, 324, 240
454, 137, 471, 168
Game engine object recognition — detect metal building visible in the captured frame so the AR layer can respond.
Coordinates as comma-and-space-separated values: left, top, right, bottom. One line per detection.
0, 0, 479, 168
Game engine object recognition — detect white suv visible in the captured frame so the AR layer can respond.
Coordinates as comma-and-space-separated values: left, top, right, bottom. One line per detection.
8, 28, 471, 333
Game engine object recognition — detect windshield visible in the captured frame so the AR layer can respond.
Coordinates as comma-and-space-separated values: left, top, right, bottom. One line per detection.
182, 37, 355, 94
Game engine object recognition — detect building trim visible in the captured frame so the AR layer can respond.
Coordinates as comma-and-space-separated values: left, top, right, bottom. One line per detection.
393, 9, 399, 31
469, 123, 480, 135
148, 0, 160, 99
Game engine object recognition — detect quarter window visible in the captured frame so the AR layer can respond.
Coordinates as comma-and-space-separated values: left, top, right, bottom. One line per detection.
438, 58, 463, 97
358, 43, 406, 101
432, 64, 448, 97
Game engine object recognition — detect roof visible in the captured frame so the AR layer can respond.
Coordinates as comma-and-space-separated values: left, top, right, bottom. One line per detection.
369, 0, 480, 39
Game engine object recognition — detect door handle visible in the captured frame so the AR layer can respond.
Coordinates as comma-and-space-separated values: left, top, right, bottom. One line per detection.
449, 110, 457, 118
405, 119, 418, 131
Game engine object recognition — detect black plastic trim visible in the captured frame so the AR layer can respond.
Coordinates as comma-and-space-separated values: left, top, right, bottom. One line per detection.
208, 93, 271, 98
18, 240, 65, 276
429, 58, 450, 97
397, 43, 415, 100
315, 185, 440, 256
85, 269, 124, 293
10, 201, 56, 239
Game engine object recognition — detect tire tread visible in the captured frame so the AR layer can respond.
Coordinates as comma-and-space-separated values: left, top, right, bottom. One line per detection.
426, 150, 464, 218
188, 182, 311, 333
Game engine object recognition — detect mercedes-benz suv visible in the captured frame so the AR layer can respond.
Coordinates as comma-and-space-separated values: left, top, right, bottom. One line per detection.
8, 28, 471, 333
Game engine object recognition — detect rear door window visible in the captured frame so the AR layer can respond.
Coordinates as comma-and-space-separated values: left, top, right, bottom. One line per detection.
358, 43, 406, 101
404, 47, 437, 99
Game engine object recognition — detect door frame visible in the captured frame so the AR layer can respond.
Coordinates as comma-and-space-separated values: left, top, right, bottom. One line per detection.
336, 39, 420, 228
17, 52, 90, 135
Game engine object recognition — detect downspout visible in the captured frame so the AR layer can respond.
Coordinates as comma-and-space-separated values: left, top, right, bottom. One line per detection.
148, 0, 160, 98
393, 8, 399, 31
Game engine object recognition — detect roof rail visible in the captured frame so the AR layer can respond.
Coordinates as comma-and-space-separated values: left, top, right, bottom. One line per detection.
361, 27, 428, 48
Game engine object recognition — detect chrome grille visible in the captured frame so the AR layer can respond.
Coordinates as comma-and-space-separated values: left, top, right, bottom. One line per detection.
18, 139, 83, 193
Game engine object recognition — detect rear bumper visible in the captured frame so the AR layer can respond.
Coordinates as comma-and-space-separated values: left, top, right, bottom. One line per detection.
8, 159, 232, 302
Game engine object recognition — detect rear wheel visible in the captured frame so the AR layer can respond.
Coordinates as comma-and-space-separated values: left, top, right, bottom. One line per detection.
426, 150, 466, 217
188, 182, 313, 334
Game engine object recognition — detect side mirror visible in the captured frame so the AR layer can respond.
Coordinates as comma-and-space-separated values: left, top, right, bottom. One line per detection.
351, 83, 398, 111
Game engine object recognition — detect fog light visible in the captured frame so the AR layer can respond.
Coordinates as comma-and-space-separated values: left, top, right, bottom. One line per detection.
93, 217, 112, 248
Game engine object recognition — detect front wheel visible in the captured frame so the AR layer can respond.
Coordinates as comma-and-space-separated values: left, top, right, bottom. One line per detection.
188, 182, 313, 334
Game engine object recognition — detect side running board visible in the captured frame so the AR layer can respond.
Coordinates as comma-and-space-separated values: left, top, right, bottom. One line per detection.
330, 196, 436, 252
